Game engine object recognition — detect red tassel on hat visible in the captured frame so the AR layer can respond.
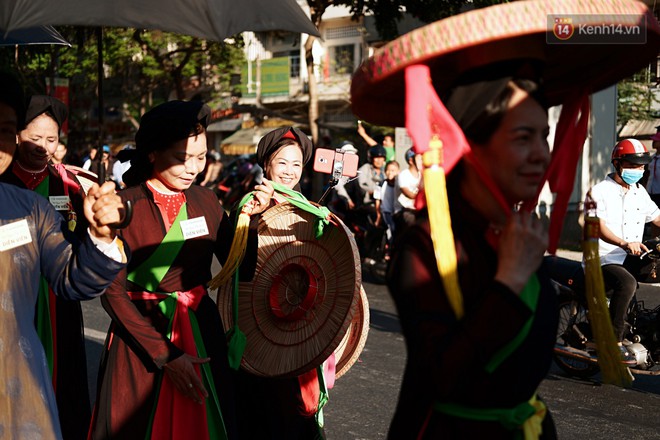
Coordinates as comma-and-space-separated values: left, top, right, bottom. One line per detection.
522, 94, 590, 253
405, 64, 470, 318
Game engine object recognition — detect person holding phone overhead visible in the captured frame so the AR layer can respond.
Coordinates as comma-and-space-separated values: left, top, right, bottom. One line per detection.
232, 126, 334, 440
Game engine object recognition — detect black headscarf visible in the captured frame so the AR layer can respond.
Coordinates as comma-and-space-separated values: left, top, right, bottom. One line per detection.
24, 95, 67, 129
123, 100, 211, 187
256, 126, 313, 168
135, 100, 211, 155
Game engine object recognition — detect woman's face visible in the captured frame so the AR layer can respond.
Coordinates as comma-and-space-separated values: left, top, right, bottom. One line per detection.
471, 85, 550, 204
265, 143, 303, 189
151, 132, 207, 191
16, 113, 59, 170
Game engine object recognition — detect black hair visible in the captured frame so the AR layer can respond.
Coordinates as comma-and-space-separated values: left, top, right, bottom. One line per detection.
464, 79, 546, 145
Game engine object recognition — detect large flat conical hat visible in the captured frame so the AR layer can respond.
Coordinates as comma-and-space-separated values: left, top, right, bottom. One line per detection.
334, 285, 369, 380
351, 0, 660, 126
218, 201, 361, 377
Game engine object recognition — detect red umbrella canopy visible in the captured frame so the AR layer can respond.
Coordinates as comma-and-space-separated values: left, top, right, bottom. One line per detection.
0, 0, 319, 40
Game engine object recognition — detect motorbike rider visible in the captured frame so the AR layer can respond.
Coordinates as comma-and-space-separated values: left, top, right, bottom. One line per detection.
588, 138, 660, 359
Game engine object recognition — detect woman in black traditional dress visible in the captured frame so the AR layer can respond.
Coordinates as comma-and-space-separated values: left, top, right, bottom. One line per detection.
89, 100, 273, 440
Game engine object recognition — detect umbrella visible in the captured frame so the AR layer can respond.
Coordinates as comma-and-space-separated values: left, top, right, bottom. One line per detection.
0, 0, 319, 182
0, 25, 70, 46
0, 0, 319, 40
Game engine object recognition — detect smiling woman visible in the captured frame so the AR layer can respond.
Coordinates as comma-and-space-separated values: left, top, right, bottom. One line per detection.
88, 100, 273, 440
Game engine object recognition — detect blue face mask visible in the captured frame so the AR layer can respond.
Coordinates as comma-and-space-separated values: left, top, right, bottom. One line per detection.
621, 168, 644, 185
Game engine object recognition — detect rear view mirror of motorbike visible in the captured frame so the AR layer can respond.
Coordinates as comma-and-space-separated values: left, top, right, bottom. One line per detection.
313, 148, 359, 178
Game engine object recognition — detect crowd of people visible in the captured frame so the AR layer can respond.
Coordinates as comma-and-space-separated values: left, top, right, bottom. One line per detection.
1, 3, 657, 439
329, 135, 421, 262
3, 79, 660, 440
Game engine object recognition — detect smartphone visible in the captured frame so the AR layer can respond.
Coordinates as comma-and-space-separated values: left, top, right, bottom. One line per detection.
313, 148, 359, 178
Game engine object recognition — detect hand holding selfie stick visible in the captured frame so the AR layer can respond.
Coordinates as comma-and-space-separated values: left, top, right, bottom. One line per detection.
318, 156, 345, 205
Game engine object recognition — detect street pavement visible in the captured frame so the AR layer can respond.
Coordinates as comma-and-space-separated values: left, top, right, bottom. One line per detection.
81, 249, 660, 439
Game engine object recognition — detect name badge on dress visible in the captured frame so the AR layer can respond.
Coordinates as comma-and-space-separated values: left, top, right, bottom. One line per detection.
0, 219, 32, 252
49, 195, 70, 211
180, 216, 209, 240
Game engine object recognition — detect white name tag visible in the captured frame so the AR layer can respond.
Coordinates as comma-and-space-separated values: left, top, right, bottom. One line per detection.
0, 219, 33, 252
49, 195, 70, 211
180, 217, 209, 240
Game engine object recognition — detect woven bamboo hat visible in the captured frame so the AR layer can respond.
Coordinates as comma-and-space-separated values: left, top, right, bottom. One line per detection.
218, 201, 361, 377
351, 0, 660, 127
334, 285, 370, 380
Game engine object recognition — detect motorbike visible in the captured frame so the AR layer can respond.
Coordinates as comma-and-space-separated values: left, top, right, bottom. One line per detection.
548, 237, 660, 378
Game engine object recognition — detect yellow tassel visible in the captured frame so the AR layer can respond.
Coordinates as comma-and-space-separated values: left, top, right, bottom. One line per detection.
521, 394, 546, 440
582, 196, 633, 387
424, 136, 464, 318
67, 203, 77, 232
208, 201, 255, 291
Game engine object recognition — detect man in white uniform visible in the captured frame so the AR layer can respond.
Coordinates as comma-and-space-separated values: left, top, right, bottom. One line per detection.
589, 138, 660, 360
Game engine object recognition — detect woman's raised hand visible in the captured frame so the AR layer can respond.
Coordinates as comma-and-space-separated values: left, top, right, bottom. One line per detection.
251, 178, 275, 214
494, 210, 548, 295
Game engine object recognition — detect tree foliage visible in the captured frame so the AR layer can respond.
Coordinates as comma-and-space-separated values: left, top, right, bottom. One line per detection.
1, 27, 244, 148
617, 66, 659, 130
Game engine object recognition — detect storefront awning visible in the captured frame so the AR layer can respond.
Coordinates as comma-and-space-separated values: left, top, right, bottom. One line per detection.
220, 128, 259, 156
207, 118, 242, 133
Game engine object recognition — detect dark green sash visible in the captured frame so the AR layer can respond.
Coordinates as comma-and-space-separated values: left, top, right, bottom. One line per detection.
126, 204, 187, 291
34, 176, 54, 377
434, 274, 541, 434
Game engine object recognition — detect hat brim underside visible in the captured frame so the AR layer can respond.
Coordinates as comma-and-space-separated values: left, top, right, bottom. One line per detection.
351, 0, 660, 127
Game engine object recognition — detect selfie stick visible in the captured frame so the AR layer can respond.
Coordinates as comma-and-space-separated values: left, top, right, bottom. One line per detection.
317, 151, 346, 205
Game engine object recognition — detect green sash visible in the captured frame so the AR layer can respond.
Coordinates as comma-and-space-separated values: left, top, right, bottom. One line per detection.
486, 274, 540, 372
126, 204, 187, 291
34, 176, 55, 377
434, 399, 536, 431
434, 274, 542, 434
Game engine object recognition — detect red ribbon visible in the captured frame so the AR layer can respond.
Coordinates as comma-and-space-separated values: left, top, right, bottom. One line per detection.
528, 95, 590, 254
128, 285, 209, 440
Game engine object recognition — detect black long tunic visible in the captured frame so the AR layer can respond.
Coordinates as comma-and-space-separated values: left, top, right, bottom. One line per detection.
387, 176, 559, 439
90, 183, 246, 440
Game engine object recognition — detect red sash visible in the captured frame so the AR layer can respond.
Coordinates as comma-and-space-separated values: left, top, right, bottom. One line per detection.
128, 285, 210, 440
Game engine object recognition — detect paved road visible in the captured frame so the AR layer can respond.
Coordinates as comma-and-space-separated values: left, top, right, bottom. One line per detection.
81, 250, 660, 439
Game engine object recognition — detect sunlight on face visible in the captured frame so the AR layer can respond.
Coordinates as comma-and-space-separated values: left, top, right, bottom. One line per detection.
17, 113, 59, 170
150, 132, 207, 192
265, 143, 303, 189
471, 84, 550, 204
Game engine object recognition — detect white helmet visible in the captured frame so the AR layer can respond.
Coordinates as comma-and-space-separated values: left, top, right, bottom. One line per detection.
339, 141, 358, 154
